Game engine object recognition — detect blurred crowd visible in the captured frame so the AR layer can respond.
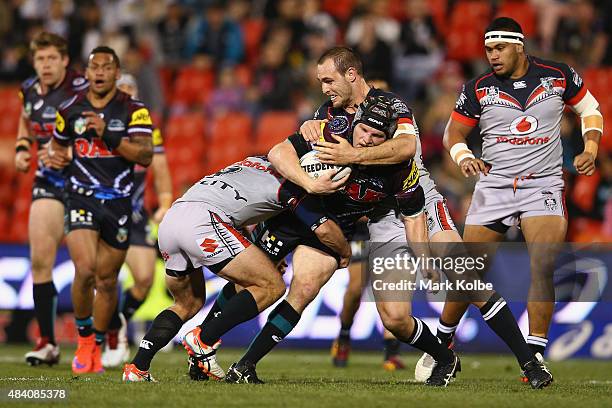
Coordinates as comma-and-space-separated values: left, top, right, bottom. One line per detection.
0, 0, 611, 241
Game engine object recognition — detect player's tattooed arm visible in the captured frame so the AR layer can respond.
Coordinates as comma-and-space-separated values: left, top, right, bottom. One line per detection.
116, 135, 153, 166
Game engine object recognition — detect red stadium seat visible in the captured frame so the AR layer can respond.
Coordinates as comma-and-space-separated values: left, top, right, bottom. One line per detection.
171, 67, 215, 107
428, 0, 449, 35
158, 65, 175, 102
0, 86, 22, 139
241, 19, 266, 66
497, 1, 537, 37
446, 1, 492, 61
449, 1, 492, 29
208, 112, 254, 164
446, 28, 483, 62
253, 111, 298, 156
322, 0, 356, 23
164, 112, 206, 140
234, 64, 253, 87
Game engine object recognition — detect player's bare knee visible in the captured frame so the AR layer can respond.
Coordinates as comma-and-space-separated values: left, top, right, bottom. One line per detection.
134, 274, 154, 293
291, 280, 320, 306
382, 314, 413, 337
95, 274, 118, 294
29, 257, 53, 281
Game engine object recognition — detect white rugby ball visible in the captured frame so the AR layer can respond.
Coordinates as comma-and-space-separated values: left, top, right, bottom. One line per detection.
299, 150, 352, 182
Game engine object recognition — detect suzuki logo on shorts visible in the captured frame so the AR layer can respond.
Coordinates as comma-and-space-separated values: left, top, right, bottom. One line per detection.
510, 115, 538, 135
200, 238, 219, 253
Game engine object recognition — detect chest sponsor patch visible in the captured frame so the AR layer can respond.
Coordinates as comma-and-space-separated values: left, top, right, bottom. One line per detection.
510, 115, 538, 135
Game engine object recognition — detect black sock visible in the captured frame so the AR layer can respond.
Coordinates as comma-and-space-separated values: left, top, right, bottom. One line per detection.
406, 317, 453, 364
33, 282, 58, 345
239, 300, 300, 366
480, 293, 534, 367
122, 289, 145, 322
109, 306, 122, 331
383, 338, 401, 360
338, 321, 351, 343
94, 329, 106, 346
199, 289, 259, 346
526, 335, 548, 358
75, 316, 93, 338
203, 282, 237, 324
132, 310, 183, 371
436, 319, 458, 348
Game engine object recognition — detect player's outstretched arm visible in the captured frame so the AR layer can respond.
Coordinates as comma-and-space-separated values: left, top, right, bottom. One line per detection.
151, 152, 173, 222
115, 135, 153, 167
268, 140, 346, 194
443, 118, 488, 177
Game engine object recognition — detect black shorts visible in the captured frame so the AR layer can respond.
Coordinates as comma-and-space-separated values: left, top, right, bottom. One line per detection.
130, 210, 156, 248
32, 177, 65, 202
65, 192, 132, 250
254, 211, 339, 264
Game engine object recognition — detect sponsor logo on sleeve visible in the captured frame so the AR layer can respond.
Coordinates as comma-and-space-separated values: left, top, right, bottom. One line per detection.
55, 111, 65, 132
129, 107, 152, 126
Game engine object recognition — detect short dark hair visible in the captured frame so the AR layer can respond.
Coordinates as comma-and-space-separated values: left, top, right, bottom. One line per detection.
317, 47, 363, 76
89, 46, 121, 67
485, 17, 523, 34
30, 32, 68, 56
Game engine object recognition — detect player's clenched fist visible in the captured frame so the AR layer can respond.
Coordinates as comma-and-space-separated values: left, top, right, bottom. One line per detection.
573, 151, 596, 176
300, 119, 327, 143
459, 157, 489, 177
15, 150, 31, 172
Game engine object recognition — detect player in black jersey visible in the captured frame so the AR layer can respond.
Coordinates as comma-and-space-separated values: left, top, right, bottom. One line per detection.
196, 97, 459, 386
102, 74, 173, 368
15, 32, 88, 367
46, 46, 154, 375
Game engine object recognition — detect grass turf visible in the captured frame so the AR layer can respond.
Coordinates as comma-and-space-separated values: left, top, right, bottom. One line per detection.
0, 345, 611, 408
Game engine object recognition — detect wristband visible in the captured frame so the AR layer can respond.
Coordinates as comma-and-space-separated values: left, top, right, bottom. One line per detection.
449, 142, 475, 165
15, 145, 29, 153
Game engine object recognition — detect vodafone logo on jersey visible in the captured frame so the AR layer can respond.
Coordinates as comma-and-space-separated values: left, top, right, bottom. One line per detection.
509, 115, 538, 135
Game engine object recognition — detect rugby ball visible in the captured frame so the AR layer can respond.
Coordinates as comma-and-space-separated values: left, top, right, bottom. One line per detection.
299, 150, 352, 182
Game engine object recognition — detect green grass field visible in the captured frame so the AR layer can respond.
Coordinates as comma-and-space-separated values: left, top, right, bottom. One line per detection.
0, 345, 611, 408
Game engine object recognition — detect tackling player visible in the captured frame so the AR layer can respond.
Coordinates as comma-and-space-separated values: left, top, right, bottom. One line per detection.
440, 17, 602, 384
16, 32, 88, 366
102, 73, 173, 367
121, 156, 350, 382
190, 97, 460, 387
296, 47, 552, 388
46, 46, 154, 374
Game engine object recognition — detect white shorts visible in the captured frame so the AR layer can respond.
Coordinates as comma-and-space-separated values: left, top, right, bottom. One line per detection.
368, 199, 457, 245
158, 202, 251, 275
466, 175, 566, 228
